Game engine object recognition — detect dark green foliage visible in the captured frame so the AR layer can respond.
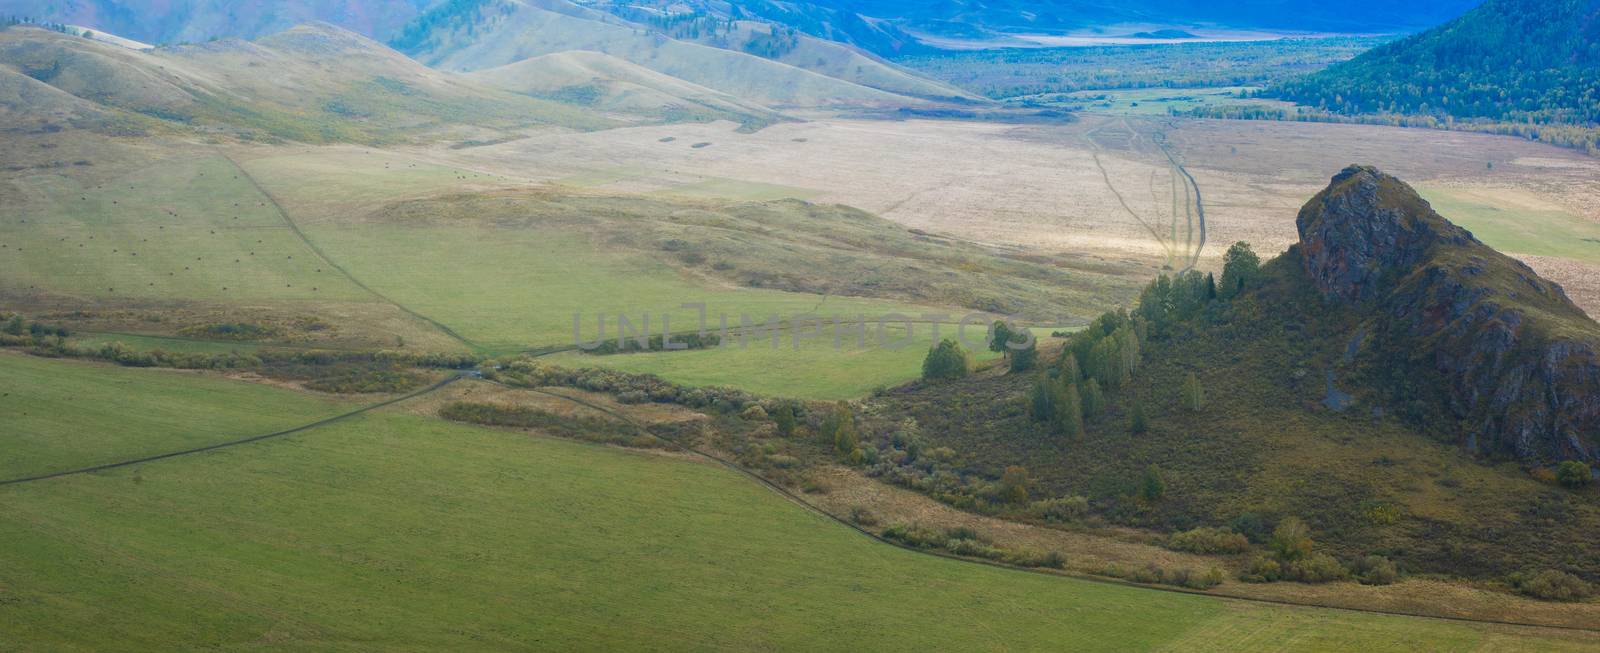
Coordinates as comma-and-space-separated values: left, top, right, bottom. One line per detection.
1229, 513, 1268, 544
3, 314, 23, 336
1281, 553, 1348, 583
1219, 242, 1261, 298
302, 368, 426, 394
1351, 555, 1401, 585
1127, 396, 1148, 434
1515, 569, 1594, 602
1056, 382, 1084, 438
1080, 378, 1104, 420
581, 332, 722, 355
989, 321, 1016, 356
1556, 460, 1593, 489
821, 404, 861, 460
772, 402, 798, 437
921, 338, 970, 381
1267, 0, 1600, 146
1008, 340, 1037, 372
1139, 465, 1166, 501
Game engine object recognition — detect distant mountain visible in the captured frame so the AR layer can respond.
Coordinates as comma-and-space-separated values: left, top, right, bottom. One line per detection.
1268, 0, 1600, 126
0, 0, 436, 44
0, 22, 608, 141
2, 0, 1485, 55
468, 50, 790, 128
391, 0, 937, 107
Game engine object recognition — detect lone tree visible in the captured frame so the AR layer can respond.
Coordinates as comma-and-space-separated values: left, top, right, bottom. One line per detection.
922, 338, 970, 381
1055, 381, 1084, 438
1219, 241, 1261, 298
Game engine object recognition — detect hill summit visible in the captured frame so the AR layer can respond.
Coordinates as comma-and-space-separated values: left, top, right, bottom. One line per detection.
1296, 165, 1600, 463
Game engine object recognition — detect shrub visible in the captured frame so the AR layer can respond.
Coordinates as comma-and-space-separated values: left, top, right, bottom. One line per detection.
1180, 372, 1204, 412
1556, 460, 1593, 489
921, 338, 970, 380
1139, 465, 1166, 501
1239, 556, 1282, 583
1282, 553, 1348, 583
1029, 496, 1090, 523
771, 402, 798, 437
999, 465, 1031, 504
1128, 397, 1148, 434
1229, 513, 1268, 543
1517, 570, 1593, 602
1270, 517, 1314, 561
1167, 527, 1251, 554
1351, 555, 1401, 585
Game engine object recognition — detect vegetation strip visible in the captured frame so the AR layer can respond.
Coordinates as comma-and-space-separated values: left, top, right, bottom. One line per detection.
509, 384, 1600, 634
0, 374, 464, 486
218, 152, 485, 353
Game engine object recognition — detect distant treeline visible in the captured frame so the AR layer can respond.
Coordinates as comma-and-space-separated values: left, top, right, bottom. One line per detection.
1184, 104, 1600, 155
1261, 0, 1600, 150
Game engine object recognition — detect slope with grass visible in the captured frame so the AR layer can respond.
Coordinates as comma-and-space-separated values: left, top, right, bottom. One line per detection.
1, 354, 1595, 650
0, 22, 609, 144
873, 166, 1600, 584
0, 352, 358, 480
392, 0, 923, 108
467, 50, 790, 129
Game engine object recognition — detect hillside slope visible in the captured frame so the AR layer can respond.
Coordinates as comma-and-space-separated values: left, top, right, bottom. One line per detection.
390, 0, 926, 107
870, 165, 1600, 582
1269, 0, 1600, 126
0, 22, 608, 142
467, 51, 790, 128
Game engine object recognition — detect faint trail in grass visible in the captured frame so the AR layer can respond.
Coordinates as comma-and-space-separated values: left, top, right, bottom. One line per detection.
0, 374, 465, 486
218, 153, 484, 354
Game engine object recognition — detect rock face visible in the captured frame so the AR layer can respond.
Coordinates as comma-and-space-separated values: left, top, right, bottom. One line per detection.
1296, 165, 1600, 463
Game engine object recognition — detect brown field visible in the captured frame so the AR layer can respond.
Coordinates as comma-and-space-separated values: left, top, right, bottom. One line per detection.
422, 114, 1600, 315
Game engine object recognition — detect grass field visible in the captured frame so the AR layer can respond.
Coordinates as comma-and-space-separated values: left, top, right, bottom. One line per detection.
543, 324, 1009, 399
0, 353, 357, 479
1419, 185, 1600, 265
298, 224, 937, 353
1, 356, 1594, 651
0, 154, 368, 304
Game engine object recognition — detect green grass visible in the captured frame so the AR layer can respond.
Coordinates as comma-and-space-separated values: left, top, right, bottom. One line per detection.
1419, 186, 1600, 265
0, 353, 356, 479
1, 357, 1593, 651
543, 324, 1005, 399
299, 224, 938, 353
0, 154, 368, 303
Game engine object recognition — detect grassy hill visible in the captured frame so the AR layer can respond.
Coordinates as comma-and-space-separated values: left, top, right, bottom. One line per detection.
867, 166, 1600, 585
391, 0, 928, 108
3, 352, 1596, 650
0, 22, 610, 143
468, 50, 790, 129
1268, 0, 1600, 128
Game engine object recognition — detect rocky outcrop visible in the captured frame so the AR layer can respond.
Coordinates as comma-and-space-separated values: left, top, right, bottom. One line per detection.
1296, 165, 1600, 463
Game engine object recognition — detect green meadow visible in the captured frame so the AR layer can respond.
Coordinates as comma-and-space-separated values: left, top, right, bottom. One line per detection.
298, 224, 941, 353
0, 353, 356, 479
0, 154, 367, 303
1419, 185, 1600, 265
1, 355, 1593, 651
543, 324, 1011, 400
